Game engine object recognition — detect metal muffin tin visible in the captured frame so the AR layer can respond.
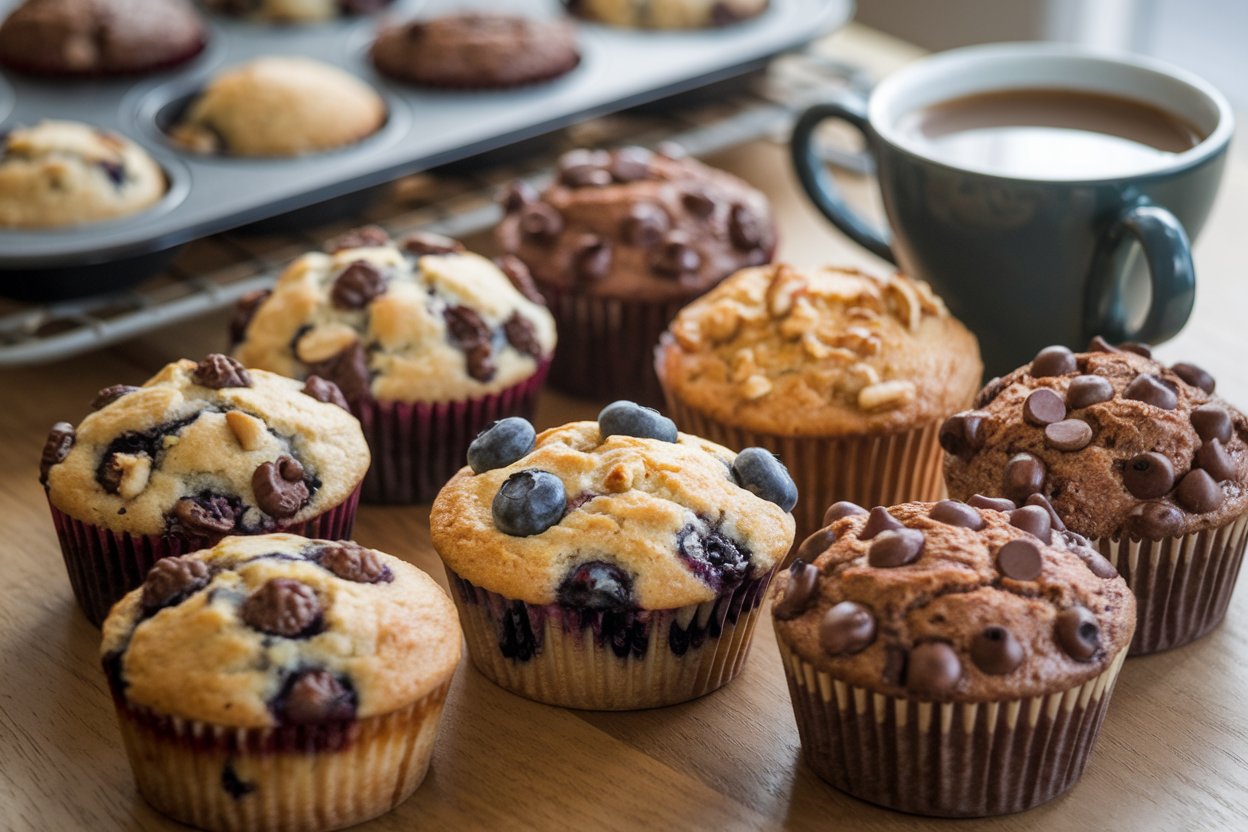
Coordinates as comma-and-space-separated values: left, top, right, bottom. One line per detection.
0, 0, 852, 283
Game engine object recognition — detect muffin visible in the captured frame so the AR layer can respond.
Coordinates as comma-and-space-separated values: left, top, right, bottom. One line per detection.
430, 401, 796, 709
772, 498, 1134, 817
168, 57, 386, 157
372, 13, 580, 89
41, 354, 369, 626
657, 263, 982, 546
101, 534, 461, 832
565, 0, 769, 28
233, 226, 555, 504
0, 120, 166, 229
941, 339, 1248, 654
0, 0, 205, 76
202, 0, 391, 23
496, 145, 775, 403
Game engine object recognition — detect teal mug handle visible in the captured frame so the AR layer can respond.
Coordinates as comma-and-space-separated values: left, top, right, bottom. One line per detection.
1085, 202, 1196, 344
790, 97, 897, 263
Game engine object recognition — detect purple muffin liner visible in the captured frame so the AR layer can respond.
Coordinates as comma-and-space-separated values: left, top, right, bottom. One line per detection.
48, 485, 360, 628
352, 360, 549, 505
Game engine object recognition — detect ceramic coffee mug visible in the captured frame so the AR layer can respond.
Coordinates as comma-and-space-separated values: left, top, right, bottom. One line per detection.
791, 43, 1233, 374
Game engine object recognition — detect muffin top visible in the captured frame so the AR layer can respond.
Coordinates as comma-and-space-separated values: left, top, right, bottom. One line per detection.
942, 340, 1248, 540
0, 0, 205, 76
232, 226, 556, 405
495, 146, 776, 303
772, 498, 1135, 702
372, 12, 580, 89
201, 0, 391, 22
658, 264, 982, 436
0, 120, 165, 229
101, 534, 461, 727
168, 57, 386, 157
41, 355, 369, 537
431, 402, 796, 609
565, 0, 769, 28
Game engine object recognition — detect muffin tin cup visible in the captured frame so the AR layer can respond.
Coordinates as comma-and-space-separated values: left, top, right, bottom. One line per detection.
444, 565, 776, 710
106, 676, 453, 832
776, 639, 1129, 818
48, 484, 361, 628
1093, 512, 1248, 655
353, 360, 551, 505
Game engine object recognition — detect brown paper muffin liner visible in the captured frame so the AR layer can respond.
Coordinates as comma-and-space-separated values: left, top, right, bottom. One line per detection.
444, 565, 775, 710
1093, 512, 1248, 655
109, 679, 452, 832
778, 640, 1127, 818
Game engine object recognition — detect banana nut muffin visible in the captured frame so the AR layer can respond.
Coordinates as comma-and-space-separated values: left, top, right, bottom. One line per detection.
657, 263, 982, 543
942, 339, 1248, 653
0, 0, 205, 76
772, 498, 1134, 816
495, 144, 776, 403
169, 57, 386, 157
564, 0, 769, 28
202, 0, 391, 22
431, 401, 796, 708
233, 226, 556, 503
41, 354, 368, 625
0, 120, 165, 229
372, 12, 580, 89
101, 534, 461, 832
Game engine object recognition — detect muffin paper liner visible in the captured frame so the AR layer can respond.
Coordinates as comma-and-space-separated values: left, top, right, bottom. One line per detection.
109, 679, 452, 832
48, 485, 360, 628
1093, 512, 1248, 655
445, 565, 775, 710
777, 640, 1128, 818
354, 360, 549, 505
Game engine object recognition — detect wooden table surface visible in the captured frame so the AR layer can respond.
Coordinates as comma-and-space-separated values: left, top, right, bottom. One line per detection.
3, 25, 1248, 832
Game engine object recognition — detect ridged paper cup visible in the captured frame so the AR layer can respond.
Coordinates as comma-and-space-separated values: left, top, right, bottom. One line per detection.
354, 360, 549, 504
445, 565, 775, 710
108, 675, 452, 832
48, 486, 361, 628
1092, 512, 1248, 655
777, 639, 1128, 817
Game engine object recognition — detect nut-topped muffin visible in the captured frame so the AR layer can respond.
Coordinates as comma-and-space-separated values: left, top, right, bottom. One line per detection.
431, 401, 796, 709
657, 263, 982, 544
942, 339, 1248, 654
233, 225, 555, 503
496, 145, 775, 403
564, 0, 769, 28
101, 534, 461, 832
772, 498, 1135, 817
41, 354, 368, 625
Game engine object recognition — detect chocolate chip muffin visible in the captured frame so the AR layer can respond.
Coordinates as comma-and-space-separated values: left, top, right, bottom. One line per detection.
942, 339, 1248, 654
430, 401, 796, 709
372, 12, 580, 90
565, 0, 769, 28
101, 534, 461, 832
0, 120, 165, 229
232, 226, 556, 504
772, 498, 1135, 817
495, 145, 776, 403
201, 0, 391, 23
41, 354, 369, 625
0, 0, 206, 76
657, 263, 982, 545
168, 57, 386, 157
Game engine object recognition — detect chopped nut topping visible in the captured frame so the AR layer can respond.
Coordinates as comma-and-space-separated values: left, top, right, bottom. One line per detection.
885, 276, 922, 332
296, 324, 360, 365
778, 297, 818, 340
859, 379, 917, 411
731, 348, 758, 383
111, 453, 152, 500
740, 374, 773, 400
765, 265, 805, 318
225, 411, 268, 451
802, 332, 832, 359
702, 302, 742, 344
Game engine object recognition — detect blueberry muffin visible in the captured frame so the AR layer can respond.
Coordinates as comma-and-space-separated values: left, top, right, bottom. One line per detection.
202, 0, 391, 23
942, 339, 1248, 654
430, 401, 796, 709
565, 0, 769, 28
773, 498, 1134, 816
0, 120, 165, 229
0, 0, 206, 76
41, 354, 369, 625
232, 226, 556, 504
372, 12, 580, 89
101, 534, 461, 832
168, 57, 386, 157
495, 145, 774, 404
657, 263, 982, 545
